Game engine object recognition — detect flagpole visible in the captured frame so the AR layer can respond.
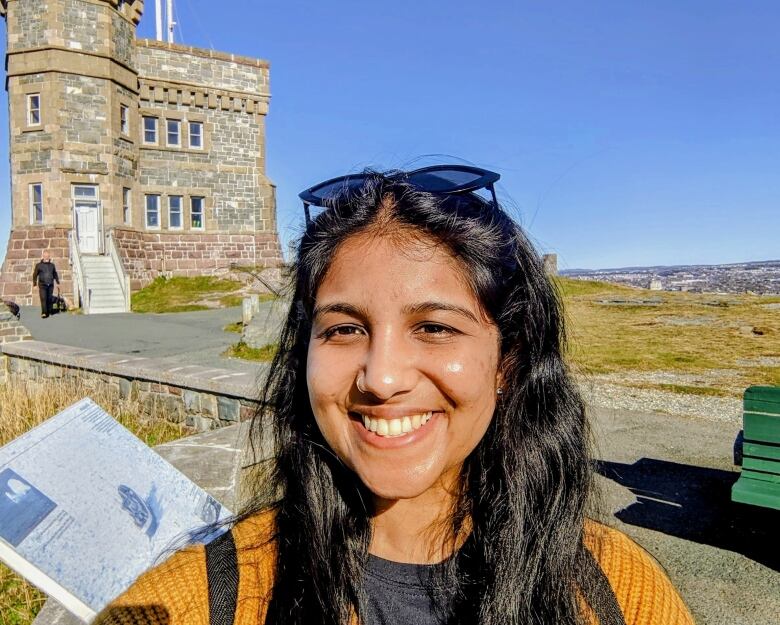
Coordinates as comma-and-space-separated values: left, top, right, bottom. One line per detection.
155, 0, 163, 40
166, 0, 175, 43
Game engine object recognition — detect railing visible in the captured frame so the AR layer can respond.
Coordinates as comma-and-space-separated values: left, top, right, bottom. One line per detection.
106, 230, 131, 312
68, 231, 90, 314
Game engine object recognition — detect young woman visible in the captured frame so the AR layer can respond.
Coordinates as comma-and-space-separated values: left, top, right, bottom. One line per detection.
98, 166, 695, 625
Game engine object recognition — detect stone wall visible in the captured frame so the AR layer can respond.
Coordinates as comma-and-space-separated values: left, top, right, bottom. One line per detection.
0, 302, 32, 340
136, 40, 270, 94
135, 41, 278, 240
0, 227, 73, 305
113, 227, 280, 289
6, 0, 48, 52
0, 340, 263, 432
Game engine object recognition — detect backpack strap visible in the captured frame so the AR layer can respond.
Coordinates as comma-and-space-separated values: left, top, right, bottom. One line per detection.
206, 530, 239, 625
580, 548, 627, 625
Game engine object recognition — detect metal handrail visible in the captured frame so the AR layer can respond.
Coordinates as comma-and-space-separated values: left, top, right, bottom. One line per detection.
68, 231, 90, 313
106, 229, 131, 312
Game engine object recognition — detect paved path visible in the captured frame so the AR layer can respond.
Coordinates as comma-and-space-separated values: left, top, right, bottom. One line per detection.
592, 406, 779, 625
19, 306, 264, 375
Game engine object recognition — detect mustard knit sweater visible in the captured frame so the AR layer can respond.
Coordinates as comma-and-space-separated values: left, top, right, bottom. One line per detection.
96, 513, 695, 625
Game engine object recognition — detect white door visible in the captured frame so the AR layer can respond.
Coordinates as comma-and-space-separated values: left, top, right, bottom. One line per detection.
73, 185, 100, 254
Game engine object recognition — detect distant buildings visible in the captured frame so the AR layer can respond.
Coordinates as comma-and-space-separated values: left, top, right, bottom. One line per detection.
562, 260, 780, 295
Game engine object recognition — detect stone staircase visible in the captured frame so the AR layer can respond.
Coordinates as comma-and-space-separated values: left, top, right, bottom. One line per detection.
80, 255, 127, 314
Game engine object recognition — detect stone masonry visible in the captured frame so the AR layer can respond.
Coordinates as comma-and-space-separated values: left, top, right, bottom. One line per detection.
0, 339, 262, 431
0, 301, 32, 382
0, 0, 283, 307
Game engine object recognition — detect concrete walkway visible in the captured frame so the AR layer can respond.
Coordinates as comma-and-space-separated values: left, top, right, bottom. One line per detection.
18, 305, 265, 375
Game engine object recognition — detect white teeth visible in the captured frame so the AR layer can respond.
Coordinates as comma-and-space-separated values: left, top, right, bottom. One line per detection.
360, 412, 434, 437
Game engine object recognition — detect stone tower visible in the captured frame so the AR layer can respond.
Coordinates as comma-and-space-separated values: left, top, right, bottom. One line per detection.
0, 0, 282, 310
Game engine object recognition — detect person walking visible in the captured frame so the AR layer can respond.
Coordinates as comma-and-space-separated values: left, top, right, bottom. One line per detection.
32, 251, 60, 318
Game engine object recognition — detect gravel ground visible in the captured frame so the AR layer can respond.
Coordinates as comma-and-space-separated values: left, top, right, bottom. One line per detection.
580, 377, 743, 423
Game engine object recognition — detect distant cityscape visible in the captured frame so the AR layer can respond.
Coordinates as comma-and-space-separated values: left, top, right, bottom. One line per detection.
560, 259, 780, 295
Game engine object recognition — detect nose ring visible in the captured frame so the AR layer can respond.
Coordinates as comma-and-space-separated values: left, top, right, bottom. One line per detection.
356, 371, 367, 393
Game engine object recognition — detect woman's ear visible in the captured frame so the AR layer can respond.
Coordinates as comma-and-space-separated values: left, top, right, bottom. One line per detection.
495, 365, 505, 396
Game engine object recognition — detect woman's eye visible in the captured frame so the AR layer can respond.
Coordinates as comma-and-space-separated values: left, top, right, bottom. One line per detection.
321, 325, 364, 341
415, 323, 458, 338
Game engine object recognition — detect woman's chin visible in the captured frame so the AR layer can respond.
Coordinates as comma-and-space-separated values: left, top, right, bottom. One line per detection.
355, 461, 451, 502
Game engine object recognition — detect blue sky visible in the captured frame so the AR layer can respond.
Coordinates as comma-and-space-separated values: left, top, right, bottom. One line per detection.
1, 0, 778, 269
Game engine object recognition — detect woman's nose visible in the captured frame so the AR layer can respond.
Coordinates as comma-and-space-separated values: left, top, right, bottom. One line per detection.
359, 329, 416, 399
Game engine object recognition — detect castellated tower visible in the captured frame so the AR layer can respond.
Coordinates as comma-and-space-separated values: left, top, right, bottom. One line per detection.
0, 0, 282, 312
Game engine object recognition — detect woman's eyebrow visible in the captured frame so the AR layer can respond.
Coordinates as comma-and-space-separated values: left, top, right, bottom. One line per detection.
402, 301, 480, 324
312, 302, 370, 321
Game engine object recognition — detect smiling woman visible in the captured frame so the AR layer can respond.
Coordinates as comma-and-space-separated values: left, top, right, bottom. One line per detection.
95, 168, 695, 625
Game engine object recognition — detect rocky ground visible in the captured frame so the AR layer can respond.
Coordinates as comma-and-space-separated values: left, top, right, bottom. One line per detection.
581, 374, 743, 423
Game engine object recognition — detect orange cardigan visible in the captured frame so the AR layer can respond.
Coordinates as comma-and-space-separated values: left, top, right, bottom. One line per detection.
96, 513, 695, 625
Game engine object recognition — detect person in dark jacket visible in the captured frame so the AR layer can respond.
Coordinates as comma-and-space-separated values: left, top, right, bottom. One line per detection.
32, 251, 59, 318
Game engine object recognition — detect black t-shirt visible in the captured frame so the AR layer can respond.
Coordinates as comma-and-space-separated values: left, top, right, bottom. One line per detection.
363, 554, 452, 625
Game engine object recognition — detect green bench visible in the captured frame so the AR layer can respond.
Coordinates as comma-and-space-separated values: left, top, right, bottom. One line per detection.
732, 386, 780, 510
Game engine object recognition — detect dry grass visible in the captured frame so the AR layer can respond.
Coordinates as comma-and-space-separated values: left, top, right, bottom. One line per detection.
0, 377, 194, 625
131, 276, 244, 313
558, 278, 780, 396
223, 341, 278, 362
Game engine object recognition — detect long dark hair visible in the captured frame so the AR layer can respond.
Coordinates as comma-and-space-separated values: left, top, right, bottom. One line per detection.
238, 171, 596, 624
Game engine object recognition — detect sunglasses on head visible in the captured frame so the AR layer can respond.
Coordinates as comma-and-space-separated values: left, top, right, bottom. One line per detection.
298, 164, 501, 225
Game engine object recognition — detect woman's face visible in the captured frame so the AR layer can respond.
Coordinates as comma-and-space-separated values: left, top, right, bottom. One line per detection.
307, 232, 502, 501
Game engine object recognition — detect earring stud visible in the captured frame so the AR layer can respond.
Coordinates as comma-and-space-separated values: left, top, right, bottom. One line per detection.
496, 387, 503, 396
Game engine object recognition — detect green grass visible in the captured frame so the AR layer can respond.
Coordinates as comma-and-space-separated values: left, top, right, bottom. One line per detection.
554, 277, 635, 297
131, 276, 243, 313
640, 383, 736, 398
224, 321, 245, 334
219, 294, 244, 308
223, 341, 278, 362
560, 277, 780, 394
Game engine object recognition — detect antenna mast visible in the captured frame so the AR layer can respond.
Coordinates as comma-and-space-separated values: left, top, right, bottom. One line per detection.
155, 0, 163, 40
166, 0, 176, 43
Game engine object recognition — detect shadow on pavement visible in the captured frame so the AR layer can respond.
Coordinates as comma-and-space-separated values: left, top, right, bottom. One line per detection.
595, 458, 780, 571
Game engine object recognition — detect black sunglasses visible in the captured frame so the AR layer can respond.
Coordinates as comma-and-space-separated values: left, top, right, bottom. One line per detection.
298, 164, 501, 224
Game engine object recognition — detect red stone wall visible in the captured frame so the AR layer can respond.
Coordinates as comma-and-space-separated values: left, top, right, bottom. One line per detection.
112, 228, 283, 291
0, 227, 73, 306
0, 226, 282, 302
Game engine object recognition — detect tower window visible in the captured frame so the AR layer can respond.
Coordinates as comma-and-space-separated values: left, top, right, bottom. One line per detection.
120, 105, 130, 136
29, 183, 43, 223
189, 122, 203, 149
191, 196, 204, 230
168, 195, 183, 229
145, 194, 160, 228
167, 120, 181, 147
143, 116, 158, 144
27, 94, 41, 126
123, 188, 131, 224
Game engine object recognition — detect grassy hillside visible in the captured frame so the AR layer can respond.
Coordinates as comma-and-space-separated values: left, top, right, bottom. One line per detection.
558, 277, 780, 397
131, 276, 245, 312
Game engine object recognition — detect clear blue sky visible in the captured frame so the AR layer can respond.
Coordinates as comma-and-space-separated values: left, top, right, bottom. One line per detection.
1, 0, 778, 269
